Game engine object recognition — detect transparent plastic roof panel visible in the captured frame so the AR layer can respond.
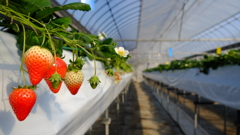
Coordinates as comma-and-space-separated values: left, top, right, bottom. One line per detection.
53, 0, 240, 64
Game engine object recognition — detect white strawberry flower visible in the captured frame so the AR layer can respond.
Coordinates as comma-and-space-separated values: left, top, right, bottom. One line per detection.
98, 32, 104, 40
102, 32, 107, 37
114, 47, 129, 57
98, 32, 107, 40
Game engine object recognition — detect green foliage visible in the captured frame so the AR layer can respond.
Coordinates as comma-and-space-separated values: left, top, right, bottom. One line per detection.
143, 49, 240, 75
46, 17, 72, 30
1, 0, 50, 15
34, 2, 91, 21
17, 30, 40, 51
0, 0, 132, 89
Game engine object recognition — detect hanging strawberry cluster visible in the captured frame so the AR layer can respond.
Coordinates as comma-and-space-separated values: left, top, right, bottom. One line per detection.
0, 0, 132, 121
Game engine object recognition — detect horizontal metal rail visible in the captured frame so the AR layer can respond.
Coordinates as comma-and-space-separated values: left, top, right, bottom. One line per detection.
115, 38, 240, 42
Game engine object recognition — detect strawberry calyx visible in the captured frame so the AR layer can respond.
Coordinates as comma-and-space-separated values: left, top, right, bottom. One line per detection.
105, 69, 114, 77
12, 85, 37, 90
88, 75, 101, 89
47, 73, 63, 89
68, 57, 85, 71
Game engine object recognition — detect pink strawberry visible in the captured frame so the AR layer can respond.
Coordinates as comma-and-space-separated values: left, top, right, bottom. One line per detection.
64, 70, 84, 95
24, 46, 54, 85
44, 57, 67, 93
9, 87, 37, 121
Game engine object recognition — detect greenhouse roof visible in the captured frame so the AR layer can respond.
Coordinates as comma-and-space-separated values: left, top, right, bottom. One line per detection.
54, 0, 240, 65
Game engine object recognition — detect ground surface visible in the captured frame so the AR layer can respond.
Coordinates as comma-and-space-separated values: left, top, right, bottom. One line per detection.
85, 82, 185, 135
85, 81, 238, 135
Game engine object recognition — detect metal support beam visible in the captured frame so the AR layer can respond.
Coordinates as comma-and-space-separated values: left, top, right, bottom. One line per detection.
51, 0, 91, 34
115, 38, 240, 42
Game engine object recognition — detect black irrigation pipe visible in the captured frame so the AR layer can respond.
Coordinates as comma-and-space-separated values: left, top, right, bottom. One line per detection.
0, 13, 106, 59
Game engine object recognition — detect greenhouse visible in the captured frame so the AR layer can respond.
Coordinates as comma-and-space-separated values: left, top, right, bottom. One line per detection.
0, 0, 240, 135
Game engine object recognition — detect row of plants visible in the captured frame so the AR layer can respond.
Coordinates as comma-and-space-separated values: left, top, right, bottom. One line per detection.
0, 0, 132, 121
144, 49, 240, 74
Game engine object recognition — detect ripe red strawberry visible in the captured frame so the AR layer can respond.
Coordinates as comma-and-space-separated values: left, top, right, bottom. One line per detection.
9, 87, 37, 121
44, 57, 67, 93
24, 46, 54, 85
64, 70, 84, 95
114, 74, 121, 80
114, 72, 119, 76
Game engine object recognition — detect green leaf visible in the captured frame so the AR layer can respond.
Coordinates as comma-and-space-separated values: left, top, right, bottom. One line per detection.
4, 0, 50, 15
17, 30, 40, 51
54, 17, 72, 26
46, 17, 72, 30
102, 38, 113, 45
35, 2, 91, 20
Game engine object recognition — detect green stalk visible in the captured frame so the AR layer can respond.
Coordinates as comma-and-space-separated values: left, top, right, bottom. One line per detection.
75, 47, 78, 63
55, 33, 100, 60
90, 48, 97, 75
44, 27, 57, 72
41, 34, 46, 46
20, 23, 27, 86
90, 44, 114, 50
72, 46, 75, 62
0, 5, 45, 32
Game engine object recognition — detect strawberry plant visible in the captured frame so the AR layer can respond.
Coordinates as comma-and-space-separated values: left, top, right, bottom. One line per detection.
0, 0, 133, 120
144, 49, 240, 74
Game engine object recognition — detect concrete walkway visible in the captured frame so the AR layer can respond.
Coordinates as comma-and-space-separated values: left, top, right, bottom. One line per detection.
122, 82, 184, 135
85, 82, 185, 135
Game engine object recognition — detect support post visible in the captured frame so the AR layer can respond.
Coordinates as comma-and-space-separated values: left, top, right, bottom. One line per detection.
194, 103, 198, 135
194, 95, 200, 135
88, 126, 92, 135
121, 90, 125, 105
223, 105, 227, 135
160, 83, 164, 103
237, 110, 240, 135
101, 109, 111, 135
116, 96, 120, 135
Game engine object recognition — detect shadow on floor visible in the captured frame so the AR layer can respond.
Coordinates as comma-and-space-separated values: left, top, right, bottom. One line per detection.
85, 81, 185, 135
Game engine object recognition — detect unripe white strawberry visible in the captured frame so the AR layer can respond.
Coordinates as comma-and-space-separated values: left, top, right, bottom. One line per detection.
64, 70, 84, 95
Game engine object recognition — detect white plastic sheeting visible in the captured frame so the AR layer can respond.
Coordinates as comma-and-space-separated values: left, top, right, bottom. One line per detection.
143, 66, 240, 110
0, 31, 132, 135
53, 0, 240, 81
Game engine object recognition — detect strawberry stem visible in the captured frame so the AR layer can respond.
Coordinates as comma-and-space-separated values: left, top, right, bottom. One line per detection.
41, 34, 46, 46
0, 5, 45, 33
90, 48, 97, 75
20, 23, 27, 86
44, 27, 57, 72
